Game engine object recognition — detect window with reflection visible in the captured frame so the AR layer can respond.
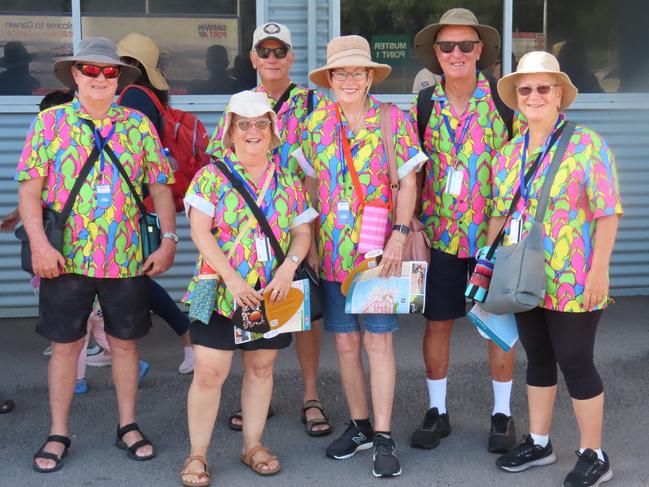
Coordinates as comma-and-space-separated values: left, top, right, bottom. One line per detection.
514, 0, 648, 93
341, 0, 503, 94
80, 0, 257, 95
0, 1, 73, 95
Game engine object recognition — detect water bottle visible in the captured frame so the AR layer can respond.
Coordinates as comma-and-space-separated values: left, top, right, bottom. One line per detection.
164, 147, 179, 171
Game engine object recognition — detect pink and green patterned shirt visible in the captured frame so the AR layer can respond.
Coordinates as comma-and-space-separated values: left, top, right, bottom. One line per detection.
492, 123, 623, 312
16, 98, 172, 278
207, 83, 328, 179
300, 97, 427, 282
182, 149, 317, 318
410, 72, 508, 258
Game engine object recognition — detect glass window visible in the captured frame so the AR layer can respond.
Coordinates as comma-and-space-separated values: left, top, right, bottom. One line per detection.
0, 1, 73, 95
341, 0, 504, 94
81, 0, 257, 95
514, 0, 648, 93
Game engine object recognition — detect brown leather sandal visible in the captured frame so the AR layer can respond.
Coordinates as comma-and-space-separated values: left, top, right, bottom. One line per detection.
180, 455, 211, 487
301, 399, 333, 437
240, 445, 281, 476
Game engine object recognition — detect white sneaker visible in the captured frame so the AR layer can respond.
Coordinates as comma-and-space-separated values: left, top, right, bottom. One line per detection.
178, 347, 195, 375
86, 350, 112, 367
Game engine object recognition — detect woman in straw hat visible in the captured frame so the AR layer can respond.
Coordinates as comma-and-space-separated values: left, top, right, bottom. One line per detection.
115, 33, 196, 376
299, 35, 426, 478
490, 51, 622, 486
180, 90, 316, 484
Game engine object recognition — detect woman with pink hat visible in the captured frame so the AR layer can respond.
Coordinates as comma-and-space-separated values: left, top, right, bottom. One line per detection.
490, 51, 622, 487
299, 35, 426, 478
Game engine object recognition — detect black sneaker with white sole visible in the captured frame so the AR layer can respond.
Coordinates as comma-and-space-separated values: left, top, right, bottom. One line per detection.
373, 433, 401, 478
563, 449, 613, 487
325, 420, 373, 460
496, 434, 557, 472
488, 413, 517, 453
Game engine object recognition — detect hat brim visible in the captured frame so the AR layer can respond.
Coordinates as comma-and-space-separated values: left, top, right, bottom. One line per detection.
116, 46, 169, 91
497, 69, 578, 112
309, 59, 392, 88
414, 22, 501, 75
53, 55, 140, 90
0, 54, 34, 69
253, 36, 291, 50
221, 108, 282, 150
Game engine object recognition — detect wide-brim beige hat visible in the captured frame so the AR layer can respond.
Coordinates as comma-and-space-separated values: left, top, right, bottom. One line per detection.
222, 91, 281, 149
497, 51, 578, 112
414, 8, 501, 75
53, 37, 140, 90
117, 33, 169, 91
309, 35, 391, 88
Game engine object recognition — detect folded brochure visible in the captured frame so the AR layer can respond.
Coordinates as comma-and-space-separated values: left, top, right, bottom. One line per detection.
467, 304, 518, 352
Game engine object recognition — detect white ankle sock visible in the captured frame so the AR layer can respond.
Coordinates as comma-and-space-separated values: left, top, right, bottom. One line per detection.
492, 379, 512, 416
530, 433, 549, 447
580, 448, 605, 462
427, 377, 447, 414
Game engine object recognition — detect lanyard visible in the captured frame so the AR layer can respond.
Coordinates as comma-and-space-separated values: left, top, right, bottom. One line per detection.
335, 104, 366, 205
93, 124, 116, 174
519, 118, 563, 205
442, 111, 474, 165
222, 156, 277, 222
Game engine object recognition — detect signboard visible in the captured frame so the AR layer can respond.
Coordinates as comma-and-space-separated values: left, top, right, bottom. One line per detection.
512, 32, 545, 62
371, 35, 409, 66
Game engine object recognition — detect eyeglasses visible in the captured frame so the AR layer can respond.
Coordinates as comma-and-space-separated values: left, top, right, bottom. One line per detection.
255, 47, 289, 59
235, 118, 272, 131
75, 63, 121, 79
330, 70, 369, 82
516, 84, 560, 96
434, 40, 480, 54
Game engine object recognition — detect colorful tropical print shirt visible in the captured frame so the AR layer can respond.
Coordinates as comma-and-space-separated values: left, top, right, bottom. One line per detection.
492, 122, 623, 312
410, 72, 508, 258
16, 98, 172, 278
300, 97, 427, 282
182, 149, 316, 317
207, 83, 328, 179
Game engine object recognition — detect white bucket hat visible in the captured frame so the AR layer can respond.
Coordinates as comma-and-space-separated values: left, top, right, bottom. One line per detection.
497, 51, 578, 112
309, 35, 391, 88
221, 91, 282, 149
117, 33, 169, 91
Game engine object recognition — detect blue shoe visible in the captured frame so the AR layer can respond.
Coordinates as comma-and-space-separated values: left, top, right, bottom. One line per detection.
138, 361, 150, 384
74, 378, 88, 395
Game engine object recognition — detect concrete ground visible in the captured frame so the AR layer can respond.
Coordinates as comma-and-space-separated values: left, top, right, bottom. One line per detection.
1, 296, 648, 487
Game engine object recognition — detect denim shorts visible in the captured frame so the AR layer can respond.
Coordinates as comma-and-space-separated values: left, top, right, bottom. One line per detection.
321, 280, 398, 334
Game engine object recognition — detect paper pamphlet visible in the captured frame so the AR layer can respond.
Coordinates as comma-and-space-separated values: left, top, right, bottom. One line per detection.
467, 304, 519, 352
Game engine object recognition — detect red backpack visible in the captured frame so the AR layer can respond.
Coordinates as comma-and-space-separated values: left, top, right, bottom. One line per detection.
118, 85, 209, 212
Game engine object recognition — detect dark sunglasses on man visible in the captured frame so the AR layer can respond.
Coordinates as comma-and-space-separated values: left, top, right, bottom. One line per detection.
255, 46, 289, 59
75, 63, 121, 79
435, 40, 480, 54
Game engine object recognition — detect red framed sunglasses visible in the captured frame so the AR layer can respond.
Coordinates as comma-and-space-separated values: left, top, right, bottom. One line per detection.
75, 63, 121, 79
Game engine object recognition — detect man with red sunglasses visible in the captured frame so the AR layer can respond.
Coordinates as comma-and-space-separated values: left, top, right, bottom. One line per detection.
16, 37, 176, 472
207, 22, 333, 438
409, 9, 517, 454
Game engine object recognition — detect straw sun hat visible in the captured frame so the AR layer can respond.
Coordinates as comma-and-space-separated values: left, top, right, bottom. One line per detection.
414, 8, 501, 75
221, 91, 282, 149
117, 33, 169, 91
309, 35, 391, 88
497, 51, 578, 112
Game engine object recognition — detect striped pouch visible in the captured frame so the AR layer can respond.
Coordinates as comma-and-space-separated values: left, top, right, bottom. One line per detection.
358, 200, 391, 254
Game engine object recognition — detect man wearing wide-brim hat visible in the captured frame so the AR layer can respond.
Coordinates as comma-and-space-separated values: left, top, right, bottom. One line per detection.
0, 41, 40, 95
409, 8, 518, 454
16, 36, 176, 473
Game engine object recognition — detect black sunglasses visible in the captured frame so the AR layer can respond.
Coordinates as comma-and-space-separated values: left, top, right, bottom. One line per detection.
255, 46, 289, 59
435, 40, 480, 54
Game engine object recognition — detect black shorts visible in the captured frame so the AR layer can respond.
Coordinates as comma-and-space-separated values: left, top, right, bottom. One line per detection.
190, 313, 292, 351
423, 248, 476, 321
37, 274, 151, 343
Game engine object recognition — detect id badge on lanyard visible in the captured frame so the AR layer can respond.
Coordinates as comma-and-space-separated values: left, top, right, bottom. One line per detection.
96, 183, 112, 208
336, 200, 352, 225
255, 233, 272, 262
509, 218, 522, 244
444, 167, 464, 196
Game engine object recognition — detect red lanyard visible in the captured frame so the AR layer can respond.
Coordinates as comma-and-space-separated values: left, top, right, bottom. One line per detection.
336, 104, 366, 206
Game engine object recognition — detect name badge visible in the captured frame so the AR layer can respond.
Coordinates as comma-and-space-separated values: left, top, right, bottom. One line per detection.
336, 201, 352, 225
509, 218, 522, 244
255, 236, 272, 262
96, 184, 112, 208
444, 167, 464, 196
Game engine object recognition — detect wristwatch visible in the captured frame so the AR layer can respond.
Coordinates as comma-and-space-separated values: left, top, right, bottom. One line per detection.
287, 254, 300, 265
162, 232, 179, 243
392, 224, 410, 236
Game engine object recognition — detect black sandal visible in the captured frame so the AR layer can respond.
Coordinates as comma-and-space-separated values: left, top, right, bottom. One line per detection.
301, 400, 333, 437
115, 423, 156, 461
33, 435, 71, 473
227, 405, 275, 431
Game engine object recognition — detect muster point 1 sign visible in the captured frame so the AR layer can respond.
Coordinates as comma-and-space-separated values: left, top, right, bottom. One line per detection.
371, 35, 409, 66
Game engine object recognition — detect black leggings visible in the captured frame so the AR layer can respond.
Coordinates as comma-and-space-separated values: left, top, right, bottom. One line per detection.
515, 307, 603, 400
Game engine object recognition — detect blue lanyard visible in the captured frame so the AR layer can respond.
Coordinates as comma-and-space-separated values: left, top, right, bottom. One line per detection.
442, 112, 474, 164
223, 156, 277, 222
93, 124, 116, 174
519, 118, 562, 205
